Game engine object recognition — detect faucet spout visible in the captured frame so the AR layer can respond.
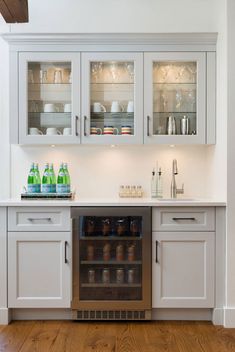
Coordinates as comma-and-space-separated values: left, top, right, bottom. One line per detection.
170, 159, 184, 198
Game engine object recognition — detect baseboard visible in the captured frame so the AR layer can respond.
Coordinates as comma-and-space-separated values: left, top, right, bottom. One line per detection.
0, 308, 11, 325
11, 308, 213, 322
11, 308, 73, 321
212, 308, 224, 325
223, 308, 235, 327
152, 308, 212, 321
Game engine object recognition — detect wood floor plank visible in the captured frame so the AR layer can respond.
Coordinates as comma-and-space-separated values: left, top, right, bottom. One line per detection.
129, 322, 154, 352
82, 322, 116, 352
18, 321, 61, 352
169, 321, 205, 352
115, 323, 142, 352
0, 321, 34, 352
49, 321, 89, 352
142, 321, 181, 352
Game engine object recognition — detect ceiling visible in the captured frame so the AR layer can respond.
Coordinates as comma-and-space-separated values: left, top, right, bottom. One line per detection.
0, 0, 28, 23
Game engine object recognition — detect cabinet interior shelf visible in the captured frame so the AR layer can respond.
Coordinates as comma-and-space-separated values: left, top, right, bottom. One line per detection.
80, 236, 141, 241
29, 83, 71, 85
91, 82, 134, 85
153, 82, 196, 85
81, 283, 141, 288
153, 112, 196, 114
81, 260, 142, 265
29, 112, 71, 115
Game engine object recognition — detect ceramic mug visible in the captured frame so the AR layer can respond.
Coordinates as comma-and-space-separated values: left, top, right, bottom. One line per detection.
92, 102, 106, 113
44, 103, 57, 113
111, 101, 124, 113
46, 127, 62, 136
127, 101, 134, 113
64, 103, 71, 113
121, 126, 132, 135
63, 127, 72, 136
90, 127, 102, 135
29, 127, 43, 135
103, 126, 119, 135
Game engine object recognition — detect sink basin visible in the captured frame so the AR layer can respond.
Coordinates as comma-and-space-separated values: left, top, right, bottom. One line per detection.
157, 198, 195, 201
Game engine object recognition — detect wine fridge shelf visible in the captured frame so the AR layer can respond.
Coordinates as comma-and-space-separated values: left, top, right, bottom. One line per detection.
81, 283, 141, 288
81, 260, 142, 265
80, 236, 142, 241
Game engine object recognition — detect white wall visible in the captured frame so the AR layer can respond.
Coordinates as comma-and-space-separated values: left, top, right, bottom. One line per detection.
11, 145, 209, 199
0, 18, 10, 199
10, 0, 220, 33
225, 0, 235, 327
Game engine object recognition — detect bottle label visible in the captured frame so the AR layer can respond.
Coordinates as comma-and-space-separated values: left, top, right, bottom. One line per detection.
41, 184, 52, 193
57, 184, 68, 194
27, 184, 38, 194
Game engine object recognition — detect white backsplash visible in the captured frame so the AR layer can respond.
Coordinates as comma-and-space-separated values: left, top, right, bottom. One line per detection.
11, 144, 212, 199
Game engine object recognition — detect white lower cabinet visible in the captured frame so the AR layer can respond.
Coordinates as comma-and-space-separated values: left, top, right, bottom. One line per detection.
152, 231, 215, 308
8, 231, 71, 308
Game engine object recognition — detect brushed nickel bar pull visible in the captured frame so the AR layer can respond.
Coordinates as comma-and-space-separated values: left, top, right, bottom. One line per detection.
84, 116, 87, 136
172, 217, 196, 221
155, 240, 158, 263
65, 241, 68, 264
28, 217, 52, 222
147, 116, 150, 136
75, 115, 79, 136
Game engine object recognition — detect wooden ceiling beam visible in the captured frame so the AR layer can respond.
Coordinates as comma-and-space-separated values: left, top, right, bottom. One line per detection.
0, 0, 28, 23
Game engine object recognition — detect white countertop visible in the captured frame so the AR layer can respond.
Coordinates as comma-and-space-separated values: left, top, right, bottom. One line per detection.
0, 197, 226, 207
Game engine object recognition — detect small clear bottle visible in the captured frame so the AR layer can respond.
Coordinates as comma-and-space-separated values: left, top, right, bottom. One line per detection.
156, 167, 163, 198
151, 169, 157, 198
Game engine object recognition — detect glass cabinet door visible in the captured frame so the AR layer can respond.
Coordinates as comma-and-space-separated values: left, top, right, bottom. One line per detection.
19, 52, 80, 144
81, 53, 143, 144
144, 52, 206, 144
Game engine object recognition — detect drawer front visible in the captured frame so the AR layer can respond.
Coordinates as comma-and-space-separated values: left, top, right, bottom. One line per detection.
152, 207, 215, 231
8, 207, 71, 232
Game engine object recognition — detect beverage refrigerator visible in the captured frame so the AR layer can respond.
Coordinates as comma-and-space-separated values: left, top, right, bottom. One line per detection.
71, 207, 152, 320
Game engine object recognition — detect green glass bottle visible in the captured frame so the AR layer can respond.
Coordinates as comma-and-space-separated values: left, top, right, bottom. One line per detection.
57, 163, 67, 194
34, 163, 41, 193
27, 163, 37, 193
41, 163, 51, 193
63, 162, 71, 193
49, 163, 56, 193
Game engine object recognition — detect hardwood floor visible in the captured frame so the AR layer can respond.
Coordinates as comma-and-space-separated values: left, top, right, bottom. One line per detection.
1, 321, 235, 352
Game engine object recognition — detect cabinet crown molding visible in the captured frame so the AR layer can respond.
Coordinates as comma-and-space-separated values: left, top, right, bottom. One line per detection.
2, 32, 217, 50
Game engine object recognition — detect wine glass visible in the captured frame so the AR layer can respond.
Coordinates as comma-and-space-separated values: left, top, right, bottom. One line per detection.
126, 62, 134, 82
91, 62, 103, 83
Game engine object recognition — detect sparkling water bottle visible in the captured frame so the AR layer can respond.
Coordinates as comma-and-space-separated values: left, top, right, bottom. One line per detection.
41, 163, 51, 193
34, 163, 41, 193
49, 163, 56, 193
27, 163, 37, 193
63, 163, 71, 193
57, 163, 67, 194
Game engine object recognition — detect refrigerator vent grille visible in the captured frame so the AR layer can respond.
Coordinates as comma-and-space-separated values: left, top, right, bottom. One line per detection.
74, 310, 151, 321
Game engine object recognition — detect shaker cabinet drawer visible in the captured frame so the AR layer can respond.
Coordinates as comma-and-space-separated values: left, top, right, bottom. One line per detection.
8, 207, 71, 232
152, 207, 215, 232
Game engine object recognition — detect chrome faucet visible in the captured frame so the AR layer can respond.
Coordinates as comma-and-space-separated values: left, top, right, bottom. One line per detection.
171, 159, 184, 198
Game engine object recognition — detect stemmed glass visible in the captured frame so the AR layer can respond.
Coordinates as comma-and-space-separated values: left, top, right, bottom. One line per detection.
125, 62, 134, 82
187, 63, 197, 83
91, 62, 103, 83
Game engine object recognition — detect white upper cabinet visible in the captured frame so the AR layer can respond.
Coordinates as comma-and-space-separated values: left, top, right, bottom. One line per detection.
5, 34, 216, 145
144, 52, 206, 144
18, 52, 81, 144
81, 52, 143, 144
